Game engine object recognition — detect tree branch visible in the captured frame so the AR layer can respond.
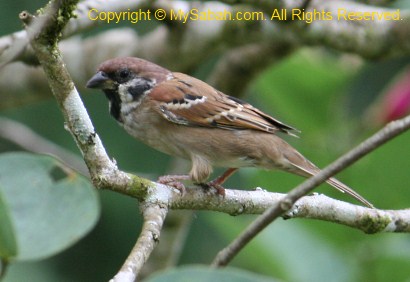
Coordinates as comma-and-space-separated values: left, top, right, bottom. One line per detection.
110, 203, 168, 282
165, 185, 410, 233
284, 193, 410, 233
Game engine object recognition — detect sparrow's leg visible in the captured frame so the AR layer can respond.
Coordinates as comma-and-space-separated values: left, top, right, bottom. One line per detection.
205, 168, 238, 196
158, 174, 190, 195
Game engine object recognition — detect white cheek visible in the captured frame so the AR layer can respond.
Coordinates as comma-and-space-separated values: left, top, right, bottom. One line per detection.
118, 84, 134, 103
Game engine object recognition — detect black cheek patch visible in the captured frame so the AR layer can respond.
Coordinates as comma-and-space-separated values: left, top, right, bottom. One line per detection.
128, 80, 152, 102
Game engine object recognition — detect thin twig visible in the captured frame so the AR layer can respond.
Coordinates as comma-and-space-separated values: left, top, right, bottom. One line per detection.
21, 3, 158, 281
140, 158, 194, 277
212, 115, 410, 267
110, 203, 168, 282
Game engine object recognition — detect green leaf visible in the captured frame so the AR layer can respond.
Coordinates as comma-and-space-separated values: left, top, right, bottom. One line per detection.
0, 188, 17, 259
146, 265, 279, 282
0, 152, 100, 261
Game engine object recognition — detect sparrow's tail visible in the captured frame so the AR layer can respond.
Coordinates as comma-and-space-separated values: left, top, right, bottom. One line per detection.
278, 139, 374, 208
291, 163, 374, 208
325, 177, 374, 208
291, 162, 374, 208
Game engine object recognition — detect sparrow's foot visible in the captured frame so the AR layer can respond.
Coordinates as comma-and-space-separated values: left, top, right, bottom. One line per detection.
158, 174, 190, 195
200, 168, 237, 196
200, 181, 226, 197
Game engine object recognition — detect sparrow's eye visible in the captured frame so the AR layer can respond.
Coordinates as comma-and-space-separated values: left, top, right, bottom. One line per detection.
117, 68, 131, 82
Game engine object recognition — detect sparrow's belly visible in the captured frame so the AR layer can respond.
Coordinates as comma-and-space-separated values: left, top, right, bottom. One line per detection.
138, 124, 274, 168
121, 110, 290, 171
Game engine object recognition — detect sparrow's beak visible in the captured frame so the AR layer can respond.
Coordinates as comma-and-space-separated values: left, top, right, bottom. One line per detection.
86, 71, 114, 89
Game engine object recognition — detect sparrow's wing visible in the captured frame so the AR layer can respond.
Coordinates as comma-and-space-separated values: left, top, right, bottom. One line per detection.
149, 73, 299, 136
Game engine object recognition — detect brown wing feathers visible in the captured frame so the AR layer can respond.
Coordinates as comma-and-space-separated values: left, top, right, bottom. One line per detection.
150, 74, 298, 136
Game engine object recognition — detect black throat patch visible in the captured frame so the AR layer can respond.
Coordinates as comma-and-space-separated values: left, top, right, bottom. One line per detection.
104, 89, 122, 122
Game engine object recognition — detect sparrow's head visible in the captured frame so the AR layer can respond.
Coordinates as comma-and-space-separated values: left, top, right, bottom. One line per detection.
86, 57, 171, 121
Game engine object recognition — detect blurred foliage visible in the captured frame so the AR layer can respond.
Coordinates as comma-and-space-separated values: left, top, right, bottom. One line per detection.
0, 153, 99, 262
1, 0, 410, 282
146, 265, 278, 282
